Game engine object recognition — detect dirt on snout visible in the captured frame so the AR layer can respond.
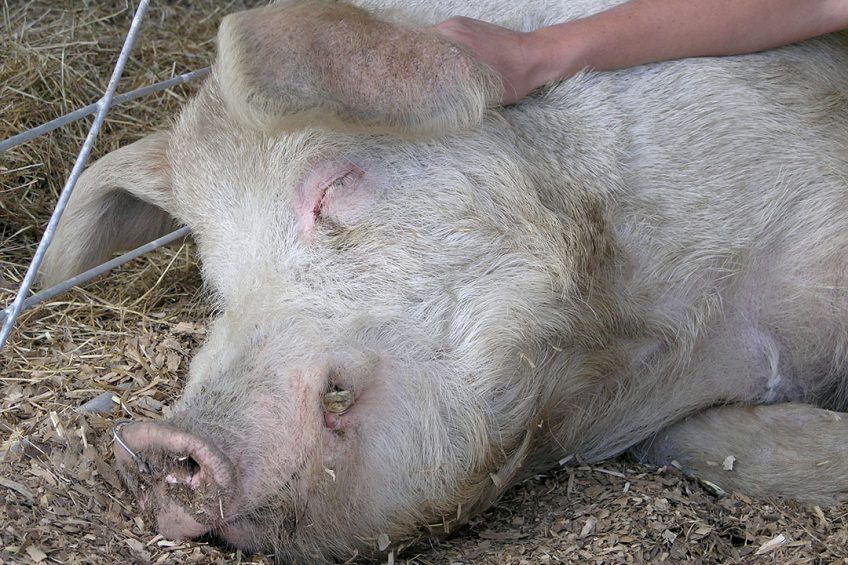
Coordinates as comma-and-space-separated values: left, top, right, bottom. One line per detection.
2, 2, 848, 564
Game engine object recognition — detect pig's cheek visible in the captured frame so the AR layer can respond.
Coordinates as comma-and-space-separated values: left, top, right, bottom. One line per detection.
321, 411, 360, 467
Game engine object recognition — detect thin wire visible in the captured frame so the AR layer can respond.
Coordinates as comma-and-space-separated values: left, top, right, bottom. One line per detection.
0, 67, 210, 154
113, 421, 153, 474
0, 227, 190, 327
0, 0, 152, 352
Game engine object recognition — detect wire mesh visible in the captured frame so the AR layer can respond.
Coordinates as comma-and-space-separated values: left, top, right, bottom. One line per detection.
0, 1, 203, 352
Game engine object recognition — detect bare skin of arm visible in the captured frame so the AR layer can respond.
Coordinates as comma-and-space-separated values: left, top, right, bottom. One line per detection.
434, 0, 848, 104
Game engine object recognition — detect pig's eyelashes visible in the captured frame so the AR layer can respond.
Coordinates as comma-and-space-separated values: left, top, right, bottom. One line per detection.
311, 192, 326, 220
313, 175, 351, 221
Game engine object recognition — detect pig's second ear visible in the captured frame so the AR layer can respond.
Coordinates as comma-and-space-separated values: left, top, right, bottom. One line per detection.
40, 131, 180, 287
214, 0, 503, 137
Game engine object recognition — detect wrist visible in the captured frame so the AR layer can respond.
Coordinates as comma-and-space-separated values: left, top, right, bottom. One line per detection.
526, 20, 598, 86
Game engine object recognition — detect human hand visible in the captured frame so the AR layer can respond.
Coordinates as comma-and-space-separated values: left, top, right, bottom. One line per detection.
432, 17, 555, 105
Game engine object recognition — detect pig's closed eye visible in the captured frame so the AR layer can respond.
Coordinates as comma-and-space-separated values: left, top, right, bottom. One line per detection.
298, 163, 372, 232
313, 172, 355, 221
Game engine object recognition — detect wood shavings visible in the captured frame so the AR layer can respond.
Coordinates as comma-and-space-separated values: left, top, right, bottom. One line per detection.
1, 3, 848, 565
377, 532, 391, 551
579, 516, 597, 537
755, 533, 788, 555
0, 477, 34, 501
25, 545, 48, 563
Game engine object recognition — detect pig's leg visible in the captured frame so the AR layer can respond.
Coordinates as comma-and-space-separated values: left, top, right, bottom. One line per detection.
634, 403, 848, 504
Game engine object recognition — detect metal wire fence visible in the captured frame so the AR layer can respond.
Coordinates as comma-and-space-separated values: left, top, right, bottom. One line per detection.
0, 0, 205, 352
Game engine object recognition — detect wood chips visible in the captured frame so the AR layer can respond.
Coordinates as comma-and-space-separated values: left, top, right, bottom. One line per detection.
1, 2, 846, 563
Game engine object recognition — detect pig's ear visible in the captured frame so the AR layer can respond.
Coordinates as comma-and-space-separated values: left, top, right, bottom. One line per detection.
40, 131, 180, 287
214, 0, 503, 137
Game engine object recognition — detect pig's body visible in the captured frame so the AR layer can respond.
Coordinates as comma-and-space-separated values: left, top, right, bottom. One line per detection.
42, 0, 848, 561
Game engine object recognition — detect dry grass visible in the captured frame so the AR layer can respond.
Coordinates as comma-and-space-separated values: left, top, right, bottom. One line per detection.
1, 2, 847, 564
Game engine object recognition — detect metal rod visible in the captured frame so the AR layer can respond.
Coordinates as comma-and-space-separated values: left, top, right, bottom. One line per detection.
0, 67, 210, 154
0, 227, 191, 327
0, 0, 152, 352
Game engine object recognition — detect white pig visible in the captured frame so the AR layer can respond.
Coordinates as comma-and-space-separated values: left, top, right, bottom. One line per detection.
41, 0, 848, 561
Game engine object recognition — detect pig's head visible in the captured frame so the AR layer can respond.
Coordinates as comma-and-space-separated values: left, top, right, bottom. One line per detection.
43, 1, 611, 561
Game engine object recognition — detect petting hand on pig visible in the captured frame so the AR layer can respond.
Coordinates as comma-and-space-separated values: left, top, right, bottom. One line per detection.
434, 0, 848, 105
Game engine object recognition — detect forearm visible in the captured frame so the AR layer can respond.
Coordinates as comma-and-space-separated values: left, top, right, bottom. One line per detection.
433, 0, 848, 104
535, 0, 848, 83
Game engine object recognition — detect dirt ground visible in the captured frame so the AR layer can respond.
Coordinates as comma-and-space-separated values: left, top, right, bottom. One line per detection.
2, 2, 847, 564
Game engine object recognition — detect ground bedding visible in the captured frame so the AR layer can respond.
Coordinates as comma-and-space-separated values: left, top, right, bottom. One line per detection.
2, 2, 847, 563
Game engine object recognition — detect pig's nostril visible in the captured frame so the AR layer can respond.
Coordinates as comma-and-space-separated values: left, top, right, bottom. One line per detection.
179, 455, 200, 474
165, 455, 202, 487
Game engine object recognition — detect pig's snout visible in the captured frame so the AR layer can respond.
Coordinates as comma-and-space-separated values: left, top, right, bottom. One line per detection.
113, 421, 239, 541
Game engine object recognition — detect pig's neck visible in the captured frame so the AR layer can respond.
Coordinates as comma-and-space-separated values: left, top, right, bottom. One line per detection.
500, 76, 789, 467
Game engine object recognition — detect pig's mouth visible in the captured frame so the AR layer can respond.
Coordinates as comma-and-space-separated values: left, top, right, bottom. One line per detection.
113, 420, 250, 542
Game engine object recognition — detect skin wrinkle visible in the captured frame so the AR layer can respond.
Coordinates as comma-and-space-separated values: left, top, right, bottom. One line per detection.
44, 0, 848, 561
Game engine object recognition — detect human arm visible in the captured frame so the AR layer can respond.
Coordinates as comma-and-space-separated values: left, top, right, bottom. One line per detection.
434, 0, 848, 104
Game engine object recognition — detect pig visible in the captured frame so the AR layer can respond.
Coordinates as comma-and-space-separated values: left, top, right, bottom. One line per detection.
40, 0, 848, 562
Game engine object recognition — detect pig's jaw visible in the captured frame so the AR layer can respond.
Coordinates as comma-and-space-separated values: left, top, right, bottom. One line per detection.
114, 359, 376, 553
121, 313, 506, 559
